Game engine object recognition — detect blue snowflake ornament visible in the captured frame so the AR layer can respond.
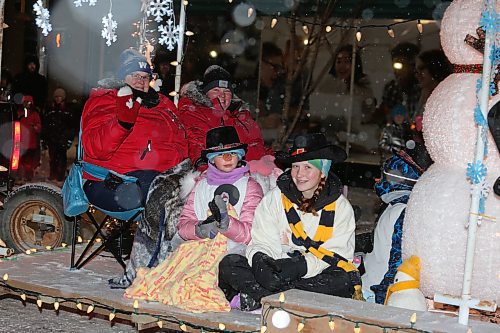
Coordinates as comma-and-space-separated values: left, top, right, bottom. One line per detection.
474, 105, 488, 126
466, 161, 487, 184
479, 9, 500, 34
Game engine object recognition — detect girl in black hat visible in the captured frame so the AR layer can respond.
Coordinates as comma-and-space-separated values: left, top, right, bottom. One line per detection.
177, 126, 263, 251
218, 133, 363, 311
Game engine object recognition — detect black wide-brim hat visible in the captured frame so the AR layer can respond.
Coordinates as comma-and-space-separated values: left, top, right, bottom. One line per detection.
201, 126, 248, 159
276, 133, 347, 165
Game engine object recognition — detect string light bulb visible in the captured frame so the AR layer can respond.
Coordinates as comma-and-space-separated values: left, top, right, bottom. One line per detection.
355, 28, 362, 42
76, 301, 83, 311
279, 292, 286, 303
417, 19, 423, 34
328, 317, 335, 331
466, 328, 472, 333
20, 293, 26, 301
169, 91, 177, 97
247, 7, 254, 18
387, 26, 395, 38
185, 31, 194, 36
36, 297, 43, 308
325, 25, 332, 33
109, 311, 116, 321
353, 323, 361, 333
170, 61, 179, 66
45, 245, 52, 250
218, 323, 226, 330
77, 236, 83, 243
260, 325, 267, 333
183, 0, 188, 5
157, 320, 163, 328
410, 312, 417, 326
302, 25, 309, 35
61, 242, 67, 248
133, 299, 139, 311
87, 304, 95, 314
25, 249, 32, 255
54, 300, 60, 311
297, 320, 305, 332
271, 18, 278, 29
179, 323, 187, 331
3, 273, 8, 281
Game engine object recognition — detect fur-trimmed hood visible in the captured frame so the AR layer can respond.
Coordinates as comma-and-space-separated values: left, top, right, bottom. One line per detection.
97, 77, 127, 90
180, 80, 249, 110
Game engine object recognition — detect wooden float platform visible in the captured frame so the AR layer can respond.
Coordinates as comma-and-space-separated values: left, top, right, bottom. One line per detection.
0, 247, 498, 332
0, 247, 260, 332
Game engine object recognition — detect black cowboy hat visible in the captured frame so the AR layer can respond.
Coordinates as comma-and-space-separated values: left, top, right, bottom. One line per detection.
276, 133, 347, 165
201, 126, 247, 159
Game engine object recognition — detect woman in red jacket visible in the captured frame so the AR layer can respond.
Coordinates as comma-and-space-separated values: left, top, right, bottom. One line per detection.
81, 49, 188, 212
178, 65, 274, 175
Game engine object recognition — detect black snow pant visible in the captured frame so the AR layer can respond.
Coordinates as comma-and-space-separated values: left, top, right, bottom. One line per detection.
218, 254, 354, 309
48, 144, 67, 181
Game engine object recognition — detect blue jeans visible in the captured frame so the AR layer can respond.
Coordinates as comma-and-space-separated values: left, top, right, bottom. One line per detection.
83, 170, 160, 212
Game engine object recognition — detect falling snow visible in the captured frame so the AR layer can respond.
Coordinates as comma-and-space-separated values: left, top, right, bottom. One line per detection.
101, 12, 118, 47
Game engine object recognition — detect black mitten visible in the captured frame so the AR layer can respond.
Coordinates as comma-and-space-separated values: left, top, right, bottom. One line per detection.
252, 252, 283, 292
274, 255, 307, 284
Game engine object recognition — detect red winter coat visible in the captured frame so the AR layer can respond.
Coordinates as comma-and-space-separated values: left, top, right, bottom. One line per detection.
81, 86, 188, 177
178, 81, 272, 165
17, 107, 41, 150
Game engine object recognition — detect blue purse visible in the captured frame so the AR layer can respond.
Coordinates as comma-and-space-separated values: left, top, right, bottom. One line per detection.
62, 125, 138, 217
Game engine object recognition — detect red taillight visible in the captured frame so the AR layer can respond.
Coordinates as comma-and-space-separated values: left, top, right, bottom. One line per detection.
11, 121, 21, 171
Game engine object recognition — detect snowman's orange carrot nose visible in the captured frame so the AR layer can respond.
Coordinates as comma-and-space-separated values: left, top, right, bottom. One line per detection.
222, 153, 233, 161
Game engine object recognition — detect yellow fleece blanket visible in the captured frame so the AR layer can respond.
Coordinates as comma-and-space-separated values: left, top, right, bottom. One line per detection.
124, 233, 230, 313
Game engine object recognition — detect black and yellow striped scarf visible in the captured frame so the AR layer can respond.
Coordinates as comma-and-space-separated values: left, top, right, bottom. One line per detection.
281, 193, 364, 301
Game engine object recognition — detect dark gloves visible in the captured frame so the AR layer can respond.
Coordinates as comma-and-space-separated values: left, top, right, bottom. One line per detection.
116, 85, 141, 125
195, 220, 218, 239
274, 255, 307, 284
251, 252, 283, 292
208, 195, 229, 231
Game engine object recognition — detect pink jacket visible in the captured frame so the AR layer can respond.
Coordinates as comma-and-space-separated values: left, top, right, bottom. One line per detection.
177, 175, 263, 244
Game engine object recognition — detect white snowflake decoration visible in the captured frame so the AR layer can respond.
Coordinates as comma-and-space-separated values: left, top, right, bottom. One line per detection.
33, 0, 52, 36
74, 0, 98, 7
158, 19, 180, 51
101, 12, 117, 46
146, 0, 174, 23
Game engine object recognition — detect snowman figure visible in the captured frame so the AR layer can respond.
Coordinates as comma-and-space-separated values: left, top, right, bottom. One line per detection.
402, 0, 500, 305
385, 255, 427, 311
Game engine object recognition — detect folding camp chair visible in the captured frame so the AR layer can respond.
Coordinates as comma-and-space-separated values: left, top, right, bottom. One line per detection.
66, 124, 145, 271
70, 204, 143, 270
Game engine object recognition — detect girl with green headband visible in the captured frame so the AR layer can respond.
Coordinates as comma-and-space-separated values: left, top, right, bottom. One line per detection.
218, 133, 363, 312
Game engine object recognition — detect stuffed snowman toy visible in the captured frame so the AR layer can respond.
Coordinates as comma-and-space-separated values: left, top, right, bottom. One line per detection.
385, 255, 427, 311
402, 0, 500, 304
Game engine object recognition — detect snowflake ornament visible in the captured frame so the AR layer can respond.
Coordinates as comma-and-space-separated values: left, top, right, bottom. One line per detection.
33, 0, 52, 36
466, 160, 488, 184
158, 19, 180, 51
101, 12, 117, 47
146, 0, 174, 23
74, 0, 98, 7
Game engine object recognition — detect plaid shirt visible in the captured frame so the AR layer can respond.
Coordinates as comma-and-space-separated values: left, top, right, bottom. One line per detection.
381, 79, 421, 120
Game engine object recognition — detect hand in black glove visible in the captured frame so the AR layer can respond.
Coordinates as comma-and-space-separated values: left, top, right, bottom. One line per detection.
195, 219, 218, 239
274, 255, 307, 284
209, 195, 229, 231
252, 252, 283, 292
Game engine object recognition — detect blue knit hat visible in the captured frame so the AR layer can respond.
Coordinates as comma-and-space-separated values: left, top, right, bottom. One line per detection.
116, 49, 152, 80
391, 104, 407, 118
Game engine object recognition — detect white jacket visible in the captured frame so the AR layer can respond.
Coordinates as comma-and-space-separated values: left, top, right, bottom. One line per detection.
246, 186, 356, 278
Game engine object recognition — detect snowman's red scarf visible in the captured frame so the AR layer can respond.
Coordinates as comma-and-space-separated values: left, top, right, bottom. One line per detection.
453, 64, 483, 74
